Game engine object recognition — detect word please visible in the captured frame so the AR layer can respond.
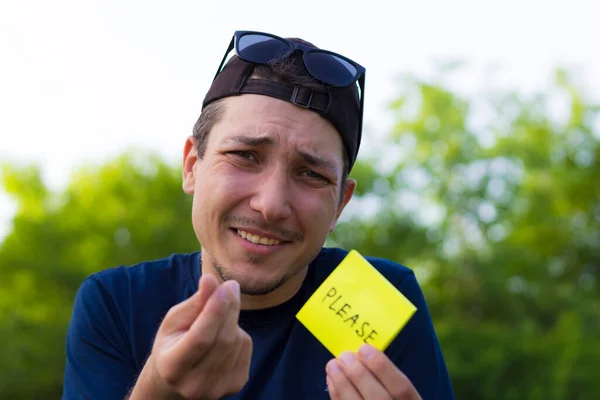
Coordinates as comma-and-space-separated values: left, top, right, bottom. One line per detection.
322, 287, 378, 344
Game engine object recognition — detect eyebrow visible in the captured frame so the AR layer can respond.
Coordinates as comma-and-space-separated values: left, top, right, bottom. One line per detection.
220, 135, 277, 147
298, 150, 339, 176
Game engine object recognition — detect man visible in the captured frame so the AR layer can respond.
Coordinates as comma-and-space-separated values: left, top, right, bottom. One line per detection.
62, 31, 454, 399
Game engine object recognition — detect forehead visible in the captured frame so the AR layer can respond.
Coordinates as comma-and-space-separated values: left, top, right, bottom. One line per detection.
212, 94, 344, 156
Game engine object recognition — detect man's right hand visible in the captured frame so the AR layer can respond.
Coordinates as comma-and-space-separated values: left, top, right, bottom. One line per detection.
129, 274, 253, 400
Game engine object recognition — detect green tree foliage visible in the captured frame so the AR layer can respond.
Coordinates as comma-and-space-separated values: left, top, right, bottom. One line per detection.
0, 154, 198, 398
1, 68, 598, 399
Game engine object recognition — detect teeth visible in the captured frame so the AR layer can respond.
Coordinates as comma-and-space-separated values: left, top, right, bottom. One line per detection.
236, 229, 281, 246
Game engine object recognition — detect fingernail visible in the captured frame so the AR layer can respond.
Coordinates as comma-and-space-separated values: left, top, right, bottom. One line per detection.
229, 280, 240, 301
358, 344, 376, 360
326, 360, 341, 375
218, 285, 230, 302
339, 352, 356, 365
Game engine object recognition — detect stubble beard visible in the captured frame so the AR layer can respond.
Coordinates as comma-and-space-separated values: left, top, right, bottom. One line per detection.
209, 252, 288, 296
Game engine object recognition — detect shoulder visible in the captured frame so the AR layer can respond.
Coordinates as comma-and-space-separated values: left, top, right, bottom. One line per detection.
314, 247, 416, 284
73, 252, 201, 329
86, 252, 201, 297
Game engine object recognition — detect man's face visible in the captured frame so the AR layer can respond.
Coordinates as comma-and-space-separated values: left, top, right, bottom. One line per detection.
183, 94, 355, 297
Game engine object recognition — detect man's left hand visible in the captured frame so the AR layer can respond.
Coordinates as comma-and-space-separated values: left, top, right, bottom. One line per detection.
326, 344, 422, 400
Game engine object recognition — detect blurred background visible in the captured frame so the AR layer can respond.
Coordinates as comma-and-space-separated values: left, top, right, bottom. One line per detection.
1, 0, 599, 398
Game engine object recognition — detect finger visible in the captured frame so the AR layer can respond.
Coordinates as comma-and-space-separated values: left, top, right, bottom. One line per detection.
358, 345, 421, 399
216, 280, 241, 343
235, 329, 253, 376
169, 282, 233, 365
326, 359, 361, 400
192, 280, 242, 369
159, 274, 219, 334
326, 375, 339, 400
337, 352, 391, 400
196, 274, 220, 311
219, 329, 253, 396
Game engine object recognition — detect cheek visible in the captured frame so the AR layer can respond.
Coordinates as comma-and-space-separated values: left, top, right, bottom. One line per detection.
194, 165, 254, 209
292, 189, 338, 231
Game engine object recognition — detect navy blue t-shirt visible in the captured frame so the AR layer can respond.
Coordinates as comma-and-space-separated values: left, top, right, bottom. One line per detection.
63, 248, 454, 399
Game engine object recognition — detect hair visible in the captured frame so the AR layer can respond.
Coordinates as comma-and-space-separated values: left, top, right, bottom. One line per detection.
192, 55, 351, 201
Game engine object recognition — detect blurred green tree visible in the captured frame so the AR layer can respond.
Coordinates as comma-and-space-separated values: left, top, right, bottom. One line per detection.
0, 154, 198, 398
0, 68, 598, 399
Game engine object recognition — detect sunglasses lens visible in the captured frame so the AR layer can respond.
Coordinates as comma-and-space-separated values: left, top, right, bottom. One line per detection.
238, 34, 291, 64
306, 52, 358, 87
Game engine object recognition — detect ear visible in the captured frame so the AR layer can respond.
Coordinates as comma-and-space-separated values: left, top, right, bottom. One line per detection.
329, 178, 356, 232
182, 136, 198, 194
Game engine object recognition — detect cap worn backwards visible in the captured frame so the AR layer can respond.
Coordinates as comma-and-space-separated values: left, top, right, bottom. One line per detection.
202, 39, 362, 171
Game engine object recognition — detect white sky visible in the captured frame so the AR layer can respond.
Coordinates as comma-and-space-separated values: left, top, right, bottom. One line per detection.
1, 0, 599, 239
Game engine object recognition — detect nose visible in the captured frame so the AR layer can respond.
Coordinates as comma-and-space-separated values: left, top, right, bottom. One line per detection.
249, 169, 292, 222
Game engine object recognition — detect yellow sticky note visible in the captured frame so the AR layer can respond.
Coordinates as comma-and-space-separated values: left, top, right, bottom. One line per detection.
296, 250, 417, 357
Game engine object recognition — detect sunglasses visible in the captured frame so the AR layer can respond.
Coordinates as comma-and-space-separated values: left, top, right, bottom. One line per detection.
214, 30, 365, 92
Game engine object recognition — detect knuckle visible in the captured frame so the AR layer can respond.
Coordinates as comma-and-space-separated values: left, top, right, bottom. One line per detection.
240, 330, 253, 347
217, 334, 236, 348
160, 370, 180, 387
163, 305, 180, 321
177, 379, 201, 399
344, 362, 363, 379
178, 386, 197, 400
190, 333, 213, 349
368, 353, 388, 375
389, 385, 413, 399
155, 358, 183, 386
240, 335, 251, 348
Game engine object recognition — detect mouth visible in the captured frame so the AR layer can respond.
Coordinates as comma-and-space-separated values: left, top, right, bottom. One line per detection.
231, 228, 288, 247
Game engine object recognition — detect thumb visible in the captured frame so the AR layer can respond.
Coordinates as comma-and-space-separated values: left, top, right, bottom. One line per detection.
159, 274, 220, 334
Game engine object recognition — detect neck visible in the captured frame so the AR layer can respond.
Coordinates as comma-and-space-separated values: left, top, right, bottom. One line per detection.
239, 267, 307, 310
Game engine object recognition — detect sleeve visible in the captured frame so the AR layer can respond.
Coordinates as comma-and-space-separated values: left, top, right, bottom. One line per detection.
387, 272, 455, 400
62, 276, 137, 400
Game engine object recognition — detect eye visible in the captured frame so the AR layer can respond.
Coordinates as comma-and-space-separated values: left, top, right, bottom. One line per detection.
301, 170, 329, 181
228, 151, 257, 162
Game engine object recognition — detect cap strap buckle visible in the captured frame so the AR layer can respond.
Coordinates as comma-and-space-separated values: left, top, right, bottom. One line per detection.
291, 86, 314, 109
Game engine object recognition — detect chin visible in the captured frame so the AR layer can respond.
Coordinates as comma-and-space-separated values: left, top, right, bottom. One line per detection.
239, 278, 286, 296
223, 268, 286, 296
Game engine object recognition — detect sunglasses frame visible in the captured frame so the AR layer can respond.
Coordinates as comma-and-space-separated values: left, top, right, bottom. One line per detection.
213, 30, 365, 89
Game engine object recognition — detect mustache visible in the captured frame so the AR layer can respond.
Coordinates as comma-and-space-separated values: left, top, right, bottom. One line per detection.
223, 215, 303, 242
